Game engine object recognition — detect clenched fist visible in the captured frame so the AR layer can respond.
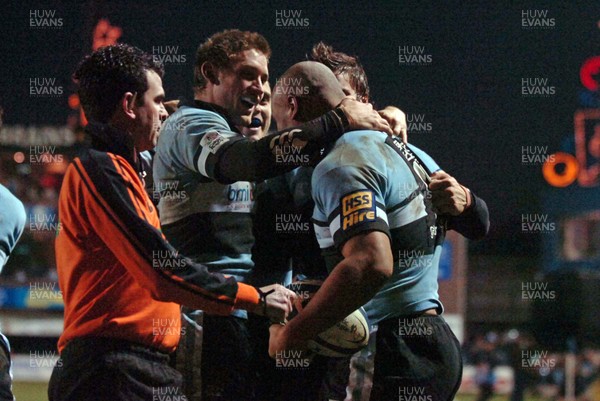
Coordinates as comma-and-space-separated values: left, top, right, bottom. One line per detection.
429, 171, 472, 216
253, 284, 297, 323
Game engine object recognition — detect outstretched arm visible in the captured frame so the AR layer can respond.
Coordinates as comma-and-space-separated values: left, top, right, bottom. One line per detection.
216, 99, 392, 183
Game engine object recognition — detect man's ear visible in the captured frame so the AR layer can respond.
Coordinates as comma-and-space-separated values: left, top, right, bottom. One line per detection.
288, 96, 299, 121
201, 62, 220, 85
120, 92, 137, 120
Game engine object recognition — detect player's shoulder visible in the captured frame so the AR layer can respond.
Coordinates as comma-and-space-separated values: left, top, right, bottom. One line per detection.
314, 130, 389, 178
0, 185, 23, 210
158, 106, 234, 157
337, 129, 387, 146
407, 143, 440, 173
336, 130, 390, 162
166, 105, 230, 131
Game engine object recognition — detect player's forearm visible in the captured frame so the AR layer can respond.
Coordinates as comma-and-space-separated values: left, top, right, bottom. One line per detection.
284, 254, 389, 343
214, 108, 348, 183
446, 191, 490, 239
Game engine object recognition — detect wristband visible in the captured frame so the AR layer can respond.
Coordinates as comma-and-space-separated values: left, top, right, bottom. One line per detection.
331, 107, 350, 132
256, 287, 276, 316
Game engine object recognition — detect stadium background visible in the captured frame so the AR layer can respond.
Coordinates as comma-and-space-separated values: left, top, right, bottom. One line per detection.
1, 1, 599, 399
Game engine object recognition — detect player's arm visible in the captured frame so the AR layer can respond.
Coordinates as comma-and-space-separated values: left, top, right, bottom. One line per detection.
66, 153, 293, 320
191, 98, 391, 184
269, 230, 392, 354
406, 145, 489, 240
445, 190, 489, 240
429, 170, 490, 239
269, 160, 393, 354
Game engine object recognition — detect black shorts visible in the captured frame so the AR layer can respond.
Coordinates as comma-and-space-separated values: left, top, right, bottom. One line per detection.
200, 314, 254, 401
48, 337, 185, 401
370, 315, 462, 401
248, 314, 349, 401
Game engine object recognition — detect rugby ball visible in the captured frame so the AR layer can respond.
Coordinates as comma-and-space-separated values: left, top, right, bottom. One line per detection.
286, 280, 370, 358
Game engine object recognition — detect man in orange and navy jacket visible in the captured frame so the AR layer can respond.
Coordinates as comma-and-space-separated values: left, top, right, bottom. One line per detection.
48, 44, 295, 401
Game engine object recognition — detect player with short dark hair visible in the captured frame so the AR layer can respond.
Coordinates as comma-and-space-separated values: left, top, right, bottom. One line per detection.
48, 43, 294, 401
269, 61, 489, 401
74, 43, 164, 123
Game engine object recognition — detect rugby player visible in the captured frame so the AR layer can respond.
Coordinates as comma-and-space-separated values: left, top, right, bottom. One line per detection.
269, 61, 489, 401
0, 184, 26, 401
253, 43, 488, 400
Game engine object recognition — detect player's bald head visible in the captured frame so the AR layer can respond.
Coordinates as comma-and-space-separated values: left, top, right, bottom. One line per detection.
273, 61, 345, 122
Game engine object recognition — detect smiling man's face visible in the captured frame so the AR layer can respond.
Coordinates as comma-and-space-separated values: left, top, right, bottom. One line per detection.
240, 81, 271, 141
211, 49, 269, 131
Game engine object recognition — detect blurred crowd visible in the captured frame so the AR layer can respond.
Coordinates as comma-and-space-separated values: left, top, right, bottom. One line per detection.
0, 150, 64, 282
464, 330, 600, 401
0, 127, 89, 283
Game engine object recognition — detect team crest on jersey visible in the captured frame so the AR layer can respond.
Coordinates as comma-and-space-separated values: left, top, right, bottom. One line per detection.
201, 130, 229, 154
340, 190, 376, 231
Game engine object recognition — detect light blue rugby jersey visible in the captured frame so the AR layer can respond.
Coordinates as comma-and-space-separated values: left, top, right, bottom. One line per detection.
153, 105, 254, 284
0, 184, 26, 269
0, 184, 26, 360
311, 130, 445, 323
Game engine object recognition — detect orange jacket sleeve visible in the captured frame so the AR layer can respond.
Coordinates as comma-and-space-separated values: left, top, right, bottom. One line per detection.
63, 150, 259, 313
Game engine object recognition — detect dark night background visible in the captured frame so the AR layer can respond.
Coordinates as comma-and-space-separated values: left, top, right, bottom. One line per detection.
1, 0, 599, 257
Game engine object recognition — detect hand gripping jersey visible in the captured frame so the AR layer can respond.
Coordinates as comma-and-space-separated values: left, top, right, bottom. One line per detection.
311, 130, 445, 324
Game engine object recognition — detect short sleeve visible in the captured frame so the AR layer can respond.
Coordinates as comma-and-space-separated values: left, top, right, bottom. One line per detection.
312, 164, 390, 249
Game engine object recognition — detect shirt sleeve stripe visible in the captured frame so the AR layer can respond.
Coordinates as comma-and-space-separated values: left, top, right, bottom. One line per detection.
329, 205, 389, 240
313, 224, 334, 248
